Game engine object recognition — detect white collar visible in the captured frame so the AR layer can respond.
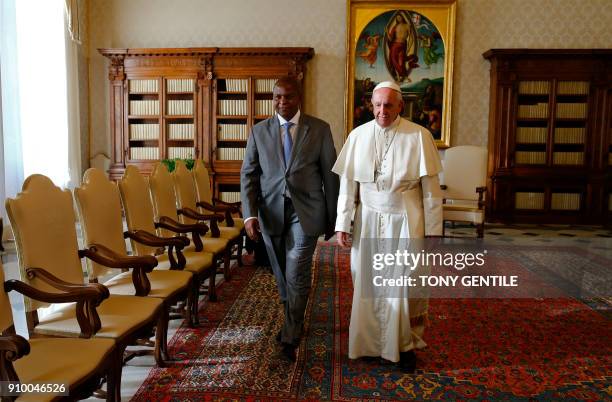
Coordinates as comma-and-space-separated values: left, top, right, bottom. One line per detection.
277, 110, 301, 126
374, 116, 400, 132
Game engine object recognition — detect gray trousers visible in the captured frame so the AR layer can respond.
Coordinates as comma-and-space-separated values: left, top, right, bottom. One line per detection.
261, 198, 317, 345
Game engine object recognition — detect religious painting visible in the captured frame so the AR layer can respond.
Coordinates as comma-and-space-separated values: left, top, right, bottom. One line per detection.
346, 0, 456, 147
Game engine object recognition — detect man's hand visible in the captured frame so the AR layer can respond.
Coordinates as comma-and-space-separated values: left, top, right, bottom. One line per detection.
245, 218, 261, 242
336, 231, 352, 248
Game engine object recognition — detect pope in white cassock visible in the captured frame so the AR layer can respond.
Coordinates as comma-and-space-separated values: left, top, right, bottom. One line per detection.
333, 81, 443, 372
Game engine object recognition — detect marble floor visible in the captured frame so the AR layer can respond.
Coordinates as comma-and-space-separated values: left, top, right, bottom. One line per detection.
1, 222, 610, 400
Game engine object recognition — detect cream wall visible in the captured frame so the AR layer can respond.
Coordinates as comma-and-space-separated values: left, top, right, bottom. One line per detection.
87, 0, 612, 160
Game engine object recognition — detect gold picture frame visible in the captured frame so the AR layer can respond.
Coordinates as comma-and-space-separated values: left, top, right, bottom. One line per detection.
345, 0, 456, 148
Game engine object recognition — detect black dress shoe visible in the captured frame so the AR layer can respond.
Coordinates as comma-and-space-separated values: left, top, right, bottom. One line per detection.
399, 350, 416, 373
280, 343, 297, 362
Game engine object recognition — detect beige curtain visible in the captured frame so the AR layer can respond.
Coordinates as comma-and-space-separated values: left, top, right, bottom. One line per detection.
64, 0, 82, 187
64, 0, 81, 44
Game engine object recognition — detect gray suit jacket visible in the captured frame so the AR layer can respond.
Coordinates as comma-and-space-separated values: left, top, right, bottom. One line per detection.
241, 114, 339, 236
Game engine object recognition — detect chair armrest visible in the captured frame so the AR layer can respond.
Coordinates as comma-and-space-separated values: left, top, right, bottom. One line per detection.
25, 267, 109, 297
156, 216, 208, 252
197, 201, 236, 227
178, 207, 222, 237
80, 244, 157, 297
124, 230, 188, 270
5, 276, 108, 337
213, 198, 243, 217
0, 334, 30, 382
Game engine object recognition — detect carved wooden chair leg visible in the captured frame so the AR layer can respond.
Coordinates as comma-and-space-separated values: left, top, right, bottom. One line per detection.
223, 250, 231, 281
477, 223, 484, 238
107, 347, 124, 402
237, 238, 243, 267
208, 266, 218, 302
189, 278, 200, 327
155, 309, 169, 366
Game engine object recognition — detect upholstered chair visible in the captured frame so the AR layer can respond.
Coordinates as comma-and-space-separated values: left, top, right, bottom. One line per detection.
173, 160, 243, 271
5, 174, 164, 399
148, 162, 232, 281
117, 165, 218, 315
75, 168, 194, 347
440, 146, 488, 238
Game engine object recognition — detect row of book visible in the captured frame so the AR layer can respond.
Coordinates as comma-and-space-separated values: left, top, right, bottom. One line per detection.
255, 79, 276, 93
168, 147, 195, 159
518, 81, 550, 95
130, 79, 158, 94
516, 127, 547, 143
550, 193, 581, 210
218, 100, 248, 116
557, 81, 589, 95
130, 147, 159, 160
130, 100, 160, 116
518, 103, 548, 119
167, 79, 195, 93
217, 147, 246, 160
169, 123, 195, 140
218, 124, 249, 140
554, 127, 586, 144
219, 191, 241, 203
515, 192, 544, 210
255, 99, 274, 116
556, 103, 587, 119
516, 151, 546, 164
130, 123, 159, 140
224, 79, 249, 92
168, 100, 194, 115
553, 151, 584, 165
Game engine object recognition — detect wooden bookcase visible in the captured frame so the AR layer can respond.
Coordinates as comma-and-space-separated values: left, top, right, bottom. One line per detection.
99, 47, 314, 202
483, 49, 612, 225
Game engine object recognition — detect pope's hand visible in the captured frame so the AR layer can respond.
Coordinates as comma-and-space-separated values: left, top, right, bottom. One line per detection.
336, 231, 352, 248
245, 219, 261, 242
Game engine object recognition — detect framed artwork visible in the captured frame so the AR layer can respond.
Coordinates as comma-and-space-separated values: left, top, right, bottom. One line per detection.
345, 0, 456, 147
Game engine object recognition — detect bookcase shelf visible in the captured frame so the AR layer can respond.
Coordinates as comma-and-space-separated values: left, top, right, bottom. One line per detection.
100, 47, 314, 197
483, 49, 612, 225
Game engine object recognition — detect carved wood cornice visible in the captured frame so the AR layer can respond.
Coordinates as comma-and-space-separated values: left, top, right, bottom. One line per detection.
107, 54, 125, 81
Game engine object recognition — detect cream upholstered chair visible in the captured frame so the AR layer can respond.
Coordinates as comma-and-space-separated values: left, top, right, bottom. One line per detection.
0, 261, 117, 402
5, 174, 164, 399
192, 159, 245, 231
149, 162, 232, 281
174, 161, 243, 272
118, 165, 218, 309
440, 146, 488, 238
75, 168, 194, 340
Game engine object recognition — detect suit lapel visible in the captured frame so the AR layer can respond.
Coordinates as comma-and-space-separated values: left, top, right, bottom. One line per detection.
287, 115, 310, 172
267, 117, 285, 169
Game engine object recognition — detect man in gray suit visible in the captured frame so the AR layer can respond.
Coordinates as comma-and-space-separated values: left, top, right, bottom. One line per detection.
241, 77, 339, 361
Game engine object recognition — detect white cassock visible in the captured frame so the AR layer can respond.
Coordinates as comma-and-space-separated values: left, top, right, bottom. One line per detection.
332, 117, 443, 363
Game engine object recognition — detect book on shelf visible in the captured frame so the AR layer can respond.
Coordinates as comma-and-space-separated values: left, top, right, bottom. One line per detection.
255, 78, 276, 93
557, 81, 589, 95
553, 152, 584, 165
554, 127, 585, 144
129, 123, 159, 140
217, 147, 246, 160
167, 78, 195, 93
129, 79, 158, 94
218, 123, 248, 140
130, 147, 159, 160
129, 100, 160, 115
218, 99, 247, 115
255, 99, 274, 115
556, 103, 587, 119
168, 123, 195, 140
168, 147, 195, 159
550, 193, 581, 210
518, 81, 550, 95
224, 78, 249, 92
167, 99, 193, 115
515, 192, 545, 210
515, 151, 546, 164
219, 191, 241, 203
518, 103, 548, 119
516, 127, 547, 143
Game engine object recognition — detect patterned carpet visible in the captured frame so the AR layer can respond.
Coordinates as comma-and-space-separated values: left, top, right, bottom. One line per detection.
133, 243, 612, 401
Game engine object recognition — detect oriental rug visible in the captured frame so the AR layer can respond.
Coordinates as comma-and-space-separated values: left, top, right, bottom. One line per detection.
132, 243, 611, 401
